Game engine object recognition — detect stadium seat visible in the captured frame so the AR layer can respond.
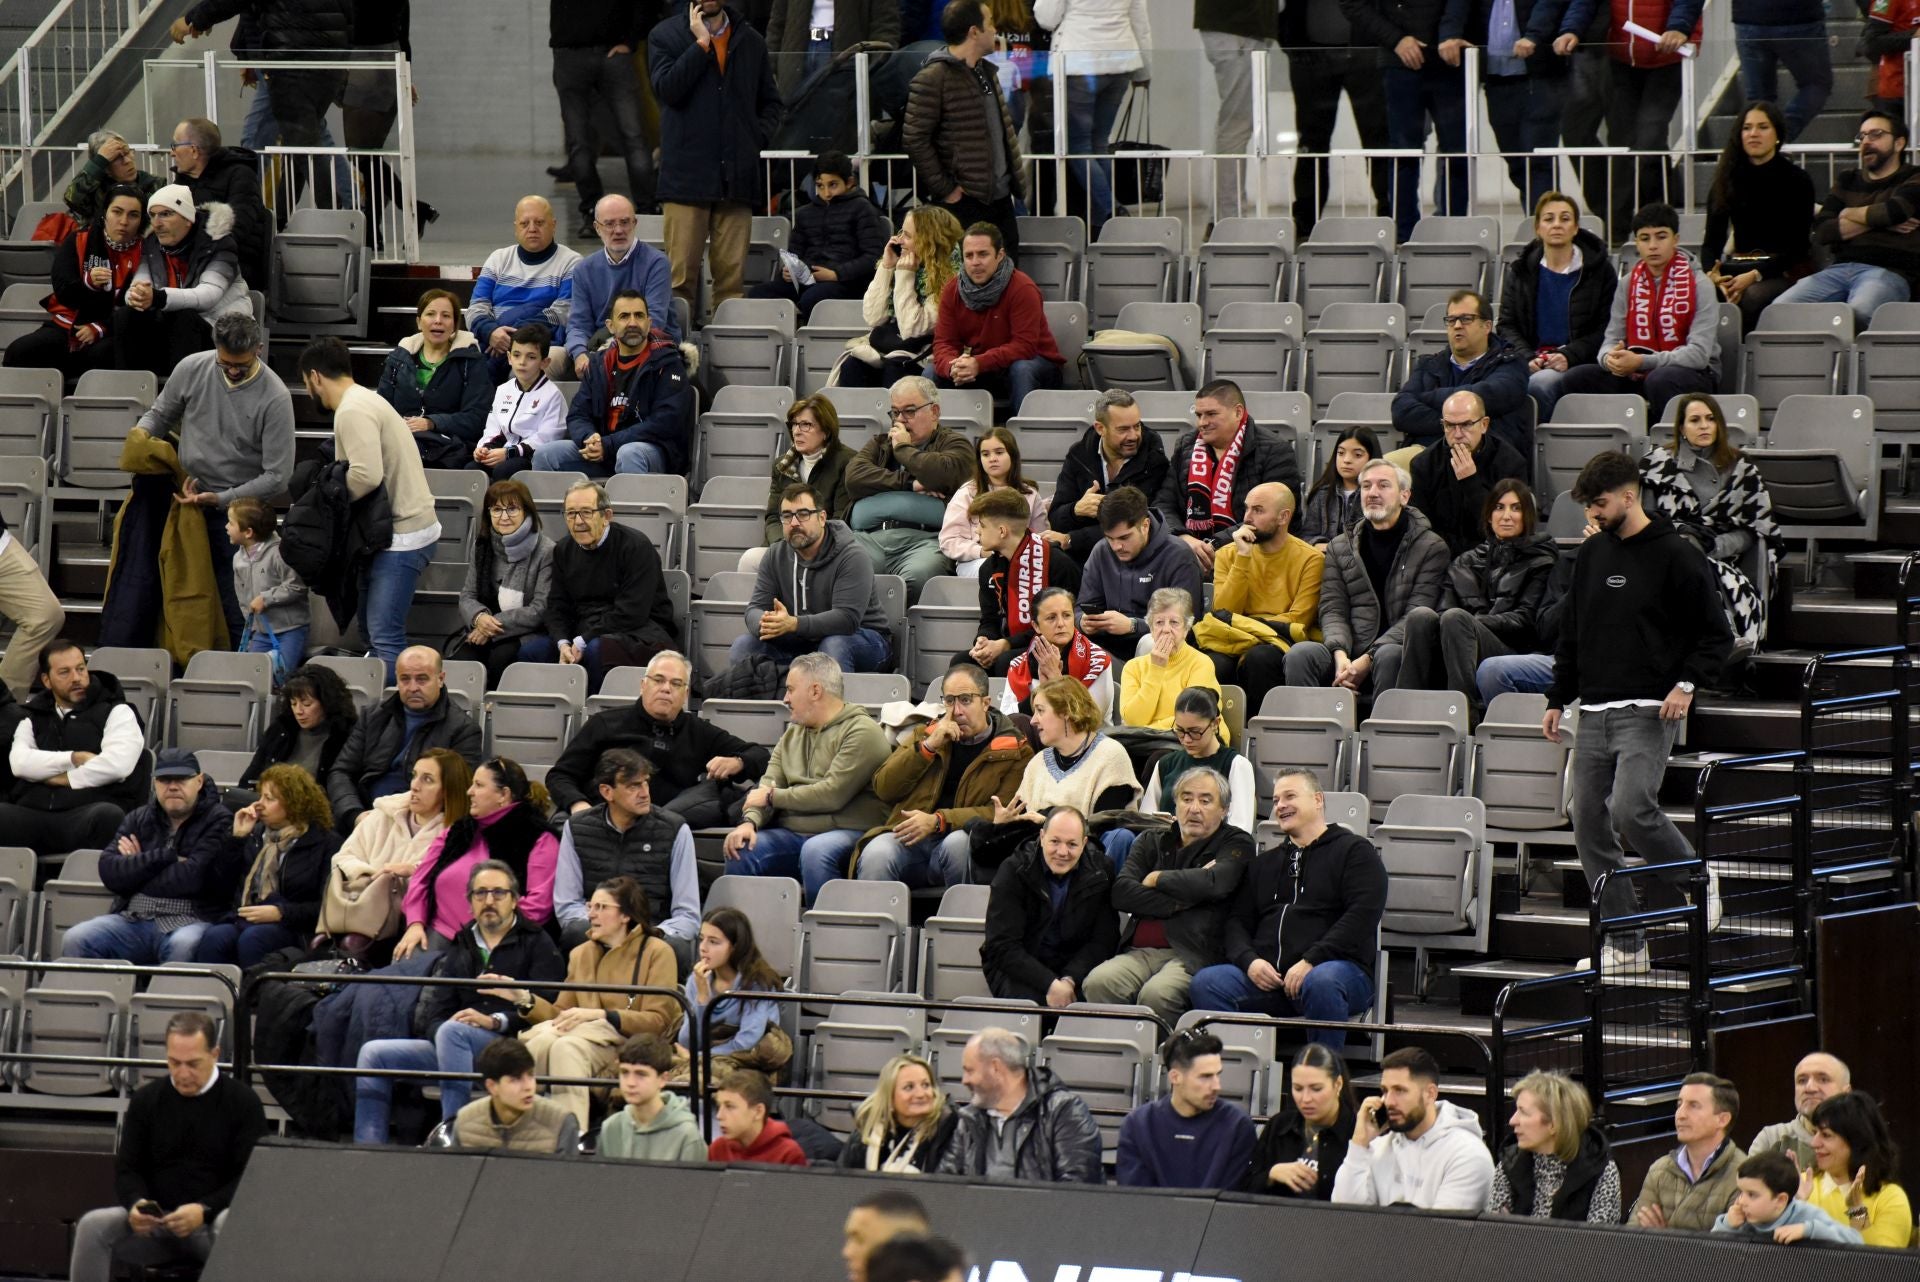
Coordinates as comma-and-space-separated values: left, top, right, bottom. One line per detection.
744, 216, 792, 296
1082, 301, 1202, 394
88, 646, 170, 749
1470, 692, 1572, 832
1084, 217, 1184, 330
10, 960, 134, 1100
606, 473, 688, 570
905, 576, 978, 689
440, 661, 486, 720
61, 369, 155, 488
586, 665, 647, 717
127, 965, 240, 1083
1257, 790, 1372, 849
819, 385, 889, 438
195, 750, 254, 790
0, 367, 60, 461
168, 651, 273, 753
1853, 301, 1920, 442
699, 698, 787, 753
0, 847, 31, 957
687, 482, 767, 595
1355, 689, 1469, 819
421, 469, 485, 594
1243, 390, 1315, 480
1294, 217, 1395, 326
704, 875, 803, 982
688, 569, 755, 677
917, 883, 992, 1002
1302, 303, 1406, 420
267, 207, 371, 337
873, 573, 909, 667
936, 387, 993, 434
1191, 217, 1295, 328
1405, 302, 1449, 363
1742, 303, 1853, 417
808, 992, 926, 1131
517, 469, 588, 543
485, 662, 586, 767
1008, 390, 1102, 485
1203, 301, 1303, 392
693, 387, 788, 489
1750, 394, 1879, 547
1375, 794, 1491, 994
842, 672, 912, 714
1017, 215, 1088, 303
701, 298, 796, 394
927, 1001, 1041, 1097
1535, 422, 1633, 503
307, 655, 386, 714
32, 850, 112, 960
1045, 300, 1089, 387
796, 298, 869, 395
1395, 216, 1499, 319
0, 201, 61, 289
1131, 389, 1199, 460
1246, 687, 1356, 807
1658, 392, 1759, 449
802, 879, 912, 995
0, 283, 44, 351
1550, 392, 1644, 433
1040, 1004, 1159, 1155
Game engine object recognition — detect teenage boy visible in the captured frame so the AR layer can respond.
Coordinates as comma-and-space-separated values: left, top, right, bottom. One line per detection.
708, 1069, 809, 1165
1712, 1151, 1864, 1245
596, 1033, 707, 1162
1556, 203, 1720, 406
451, 1038, 579, 1155
747, 150, 891, 322
473, 322, 566, 480
969, 487, 1080, 674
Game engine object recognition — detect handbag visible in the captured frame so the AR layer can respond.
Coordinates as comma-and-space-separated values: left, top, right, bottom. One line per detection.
1110, 84, 1167, 210
238, 613, 290, 687
317, 864, 407, 942
290, 954, 364, 998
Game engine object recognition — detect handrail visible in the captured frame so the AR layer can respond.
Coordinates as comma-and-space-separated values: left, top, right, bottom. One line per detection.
0, 958, 241, 1083
1584, 858, 1707, 1116
1489, 968, 1595, 1106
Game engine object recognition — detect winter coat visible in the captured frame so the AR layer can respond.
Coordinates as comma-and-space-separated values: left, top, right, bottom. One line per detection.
836, 1111, 960, 1173
458, 527, 556, 643
648, 6, 783, 207
1246, 1107, 1352, 1199
903, 50, 1028, 204
1037, 0, 1152, 76
1629, 1140, 1745, 1231
216, 823, 342, 937
41, 223, 141, 340
1197, 0, 1283, 41
786, 187, 893, 290
1492, 1124, 1623, 1222
1224, 823, 1386, 974
238, 708, 353, 790
1393, 336, 1534, 459
844, 424, 976, 503
132, 201, 251, 325
765, 441, 858, 544
187, 0, 353, 57
279, 458, 393, 634
746, 519, 890, 640
1331, 1099, 1496, 1209
1048, 423, 1172, 562
325, 691, 485, 828
766, 0, 901, 90
375, 332, 493, 456
416, 913, 568, 1036
742, 701, 895, 835
179, 148, 271, 292
981, 842, 1119, 1000
61, 153, 165, 225
100, 433, 230, 665
566, 335, 695, 474
1113, 822, 1254, 974
98, 783, 236, 915
1339, 0, 1453, 48
525, 930, 683, 1040
1317, 506, 1453, 659
1496, 229, 1617, 371
1297, 483, 1363, 546
937, 1066, 1105, 1182
327, 792, 445, 892
1408, 429, 1532, 556
854, 710, 1033, 870
545, 705, 771, 814
1639, 445, 1781, 649
1154, 419, 1305, 548
1442, 531, 1557, 651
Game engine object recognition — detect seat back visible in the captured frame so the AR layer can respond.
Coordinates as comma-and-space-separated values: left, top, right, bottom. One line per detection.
688, 570, 757, 676
802, 880, 911, 995
819, 386, 891, 438
687, 476, 771, 594
1194, 218, 1296, 328
1753, 394, 1878, 538
1396, 217, 1498, 317
1376, 795, 1488, 948
1295, 218, 1395, 325
1356, 689, 1469, 818
809, 993, 927, 1131
606, 473, 689, 569
1045, 300, 1089, 386
168, 651, 273, 753
421, 469, 485, 593
268, 209, 370, 334
88, 646, 170, 746
1017, 216, 1088, 302
1247, 687, 1357, 805
1535, 423, 1631, 502
1550, 393, 1644, 432
842, 672, 912, 715
1203, 301, 1304, 393
19, 960, 136, 1095
1174, 1007, 1274, 1114
128, 966, 240, 1081
699, 698, 788, 754
704, 875, 803, 980
701, 298, 797, 394
0, 847, 32, 956
1854, 304, 1920, 436
1009, 390, 1102, 484
918, 883, 992, 1002
1084, 218, 1183, 329
927, 1001, 1041, 1097
1303, 305, 1406, 419
1087, 301, 1203, 394
587, 665, 649, 717
306, 655, 386, 714
796, 298, 871, 395
486, 663, 587, 766
1472, 692, 1570, 830
0, 368, 58, 463
905, 576, 979, 688
694, 394, 785, 491
1743, 303, 1853, 414
62, 369, 156, 488
1040, 1006, 1160, 1154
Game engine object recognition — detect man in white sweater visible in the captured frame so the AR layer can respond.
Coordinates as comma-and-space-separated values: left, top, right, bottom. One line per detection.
1333, 1046, 1495, 1210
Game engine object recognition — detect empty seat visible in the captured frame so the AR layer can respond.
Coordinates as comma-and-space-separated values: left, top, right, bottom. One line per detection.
0, 847, 31, 957
1046, 300, 1089, 387
1303, 303, 1406, 420
586, 665, 648, 717
1040, 1005, 1159, 1154
1742, 303, 1853, 416
421, 469, 485, 594
267, 207, 371, 336
0, 203, 60, 289
927, 1000, 1041, 1097
1244, 390, 1316, 480
606, 473, 688, 570
688, 569, 756, 677
128, 965, 240, 1082
935, 387, 994, 434
701, 298, 796, 393
1083, 301, 1203, 393
687, 481, 768, 594
1471, 692, 1571, 831
1008, 390, 1102, 484
307, 655, 386, 714
905, 576, 978, 689
1132, 389, 1201, 460
34, 850, 115, 961
1203, 301, 1304, 392
1550, 392, 1644, 433
14, 960, 136, 1098
1084, 218, 1184, 330
808, 992, 927, 1131
699, 698, 787, 753
61, 369, 155, 488
694, 387, 788, 489
168, 651, 273, 753
440, 661, 486, 721
1749, 394, 1879, 543
1534, 422, 1633, 502
1396, 216, 1499, 318
802, 879, 911, 995
486, 663, 586, 767
1355, 689, 1469, 818
1246, 687, 1357, 806
842, 672, 912, 713
1294, 217, 1395, 326
194, 750, 255, 789
1192, 218, 1296, 328
88, 646, 170, 747
796, 298, 870, 395
0, 367, 60, 461
1017, 216, 1088, 303
917, 883, 992, 1002
1853, 301, 1920, 439
704, 875, 802, 981
1375, 794, 1491, 987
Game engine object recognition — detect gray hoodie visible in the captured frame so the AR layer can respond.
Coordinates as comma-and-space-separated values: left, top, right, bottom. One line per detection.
1076, 514, 1208, 641
596, 1091, 708, 1163
746, 519, 889, 638
1331, 1100, 1496, 1211
1712, 1197, 1864, 1245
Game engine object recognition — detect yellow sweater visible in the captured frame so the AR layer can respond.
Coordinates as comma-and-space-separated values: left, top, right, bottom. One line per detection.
1807, 1173, 1914, 1248
1211, 534, 1325, 643
1120, 645, 1230, 743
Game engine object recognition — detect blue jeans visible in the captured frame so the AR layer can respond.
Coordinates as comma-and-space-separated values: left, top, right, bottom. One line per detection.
361, 544, 432, 684
516, 634, 622, 694
1475, 652, 1554, 705
531, 438, 669, 476
935, 356, 1061, 419
61, 914, 210, 963
1066, 72, 1131, 232
1527, 366, 1572, 423
192, 921, 300, 968
353, 1021, 500, 1144
1483, 72, 1559, 212
1735, 21, 1832, 140
245, 622, 309, 679
1188, 957, 1375, 1050
1382, 60, 1468, 241
728, 628, 892, 674
730, 827, 860, 903
1776, 261, 1911, 332
1098, 826, 1140, 874
857, 830, 972, 888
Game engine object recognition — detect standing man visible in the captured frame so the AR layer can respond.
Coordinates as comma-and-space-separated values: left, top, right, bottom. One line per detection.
1200, 481, 1323, 714
1333, 1046, 1494, 1209
568, 195, 678, 374
843, 377, 975, 600
1732, 0, 1830, 140
1045, 390, 1171, 565
0, 512, 63, 703
733, 484, 895, 674
0, 642, 149, 858
1406, 390, 1531, 557
1340, 0, 1467, 240
1195, 0, 1281, 228
1278, 0, 1393, 238
1154, 381, 1302, 576
1545, 451, 1730, 975
535, 291, 692, 477
1116, 1030, 1257, 1190
1629, 1073, 1745, 1230
467, 196, 582, 383
551, 0, 657, 238
649, 0, 782, 315
930, 224, 1063, 414
1750, 1052, 1851, 1169
903, 0, 1024, 261
552, 749, 701, 968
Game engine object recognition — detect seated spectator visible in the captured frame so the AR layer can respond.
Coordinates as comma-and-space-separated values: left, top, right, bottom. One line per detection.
553, 749, 699, 968
66, 1012, 263, 1282
1702, 105, 1817, 333
504, 875, 682, 1132
1800, 1091, 1912, 1247
1295, 428, 1381, 549
1139, 687, 1257, 836
116, 186, 250, 377
1245, 1044, 1357, 1199
1751, 1051, 1851, 1170
1409, 390, 1531, 557
1201, 481, 1323, 715
1393, 290, 1532, 459
1488, 1070, 1622, 1222
467, 196, 581, 384
1078, 486, 1206, 664
163, 117, 269, 294
1557, 203, 1721, 406
724, 655, 894, 901
1774, 110, 1920, 329
1629, 1072, 1745, 1231
524, 480, 680, 693
394, 758, 560, 959
749, 151, 891, 321
1401, 479, 1555, 710
1713, 1151, 1863, 1245
943, 428, 1047, 577
548, 650, 770, 829
837, 1054, 960, 1174
734, 485, 895, 674
834, 205, 964, 390
1640, 394, 1781, 653
1284, 460, 1450, 697
675, 906, 793, 1080
1472, 539, 1575, 706
1121, 589, 1227, 738
969, 488, 1080, 673
325, 646, 484, 833
61, 748, 228, 963
710, 1069, 809, 1165
1190, 767, 1383, 1036
842, 1193, 933, 1282
764, 396, 858, 546
453, 479, 556, 688
1498, 192, 1617, 421
981, 805, 1119, 1006
844, 377, 976, 600
932, 222, 1063, 414
987, 677, 1138, 874
227, 497, 308, 675
453, 1037, 579, 1155
317, 749, 469, 948
1155, 381, 1303, 574
854, 664, 1033, 888
3, 185, 145, 386
375, 289, 492, 470
1, 641, 149, 857
355, 859, 567, 1143
235, 664, 356, 804
568, 194, 677, 375
537, 291, 692, 478
1047, 390, 1172, 565
999, 587, 1113, 720
938, 1027, 1104, 1182
193, 764, 339, 967
62, 130, 163, 223
1084, 766, 1252, 1024
597, 1032, 708, 1162
472, 324, 567, 480
1333, 1046, 1495, 1209
1117, 1030, 1256, 1190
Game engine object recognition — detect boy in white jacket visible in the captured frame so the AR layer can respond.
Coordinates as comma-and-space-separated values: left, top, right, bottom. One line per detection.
1333, 1046, 1495, 1210
473, 322, 566, 480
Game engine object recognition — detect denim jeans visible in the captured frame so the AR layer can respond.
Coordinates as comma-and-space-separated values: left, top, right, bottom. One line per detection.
245, 622, 310, 679
362, 544, 433, 684
1483, 72, 1560, 212
729, 628, 892, 674
241, 75, 349, 187
1066, 72, 1131, 232
353, 1020, 500, 1143
1528, 365, 1573, 422
730, 826, 861, 903
856, 830, 972, 887
1096, 826, 1141, 873
516, 634, 624, 694
1381, 61, 1468, 240
1188, 957, 1375, 1050
1776, 261, 1912, 332
193, 920, 300, 968
1572, 705, 1694, 949
531, 437, 669, 476
1476, 652, 1555, 705
1734, 21, 1832, 140
935, 357, 1061, 420
61, 914, 209, 963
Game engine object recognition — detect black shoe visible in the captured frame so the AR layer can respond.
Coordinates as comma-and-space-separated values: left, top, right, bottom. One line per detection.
415, 202, 440, 239
546, 163, 575, 180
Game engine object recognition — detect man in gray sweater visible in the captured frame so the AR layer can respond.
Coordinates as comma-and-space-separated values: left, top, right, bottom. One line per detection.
132, 311, 294, 642
732, 483, 894, 673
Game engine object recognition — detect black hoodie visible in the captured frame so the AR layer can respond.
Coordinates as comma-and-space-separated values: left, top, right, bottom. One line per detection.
1223, 822, 1387, 974
1048, 423, 1173, 563
981, 841, 1119, 1001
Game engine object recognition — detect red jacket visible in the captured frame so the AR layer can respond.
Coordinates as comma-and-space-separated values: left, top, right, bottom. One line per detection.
932, 269, 1064, 378
1605, 0, 1703, 66
708, 1117, 810, 1166
1870, 0, 1920, 101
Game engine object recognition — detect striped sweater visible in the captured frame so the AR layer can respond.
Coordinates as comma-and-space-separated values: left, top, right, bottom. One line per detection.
466, 241, 582, 345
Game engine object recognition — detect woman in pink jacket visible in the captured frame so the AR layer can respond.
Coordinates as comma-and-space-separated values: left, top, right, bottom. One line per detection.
395, 757, 559, 958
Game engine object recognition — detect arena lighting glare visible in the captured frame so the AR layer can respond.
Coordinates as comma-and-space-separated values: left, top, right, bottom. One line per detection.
970, 1267, 1242, 1282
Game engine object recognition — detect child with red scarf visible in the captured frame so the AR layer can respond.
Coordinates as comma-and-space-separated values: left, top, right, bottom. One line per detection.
1556, 202, 1721, 407
969, 488, 1080, 676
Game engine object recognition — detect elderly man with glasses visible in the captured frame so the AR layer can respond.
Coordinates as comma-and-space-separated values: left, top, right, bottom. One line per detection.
1392, 288, 1533, 461
567, 195, 677, 377
521, 480, 679, 695
843, 375, 976, 601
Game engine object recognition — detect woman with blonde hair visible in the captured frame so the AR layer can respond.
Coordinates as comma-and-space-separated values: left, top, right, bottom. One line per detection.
990, 676, 1139, 874
194, 763, 340, 965
836, 1052, 959, 1173
1488, 1070, 1622, 1222
834, 205, 964, 388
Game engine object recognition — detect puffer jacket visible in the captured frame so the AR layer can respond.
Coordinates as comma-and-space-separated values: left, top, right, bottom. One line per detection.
325, 691, 485, 829
854, 709, 1032, 870
1317, 505, 1452, 659
180, 147, 271, 293
1048, 422, 1172, 562
133, 201, 250, 324
565, 333, 695, 475
1496, 228, 1617, 370
903, 50, 1028, 204
1443, 531, 1557, 651
185, 0, 354, 55
1393, 335, 1534, 458
786, 187, 893, 291
375, 332, 493, 450
936, 1066, 1105, 1182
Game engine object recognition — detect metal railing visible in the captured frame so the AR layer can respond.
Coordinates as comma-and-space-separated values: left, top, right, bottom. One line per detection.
0, 958, 240, 1091
0, 0, 165, 152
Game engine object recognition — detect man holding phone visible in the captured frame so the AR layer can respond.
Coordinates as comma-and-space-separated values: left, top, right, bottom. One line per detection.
1332, 1046, 1494, 1210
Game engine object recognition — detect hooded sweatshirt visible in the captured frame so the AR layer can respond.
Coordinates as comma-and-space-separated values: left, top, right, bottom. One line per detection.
597, 1092, 709, 1163
745, 519, 890, 640
1077, 515, 1208, 644
743, 701, 895, 835
1712, 1197, 1863, 1244
709, 1117, 810, 1165
1330, 1100, 1496, 1210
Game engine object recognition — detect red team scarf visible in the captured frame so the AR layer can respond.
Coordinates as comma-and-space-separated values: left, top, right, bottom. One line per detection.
1007, 631, 1110, 708
1009, 532, 1049, 634
1625, 257, 1695, 354
1184, 410, 1249, 535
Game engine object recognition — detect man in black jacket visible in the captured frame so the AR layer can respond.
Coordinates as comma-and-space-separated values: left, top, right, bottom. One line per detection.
1154, 380, 1303, 575
550, 0, 657, 235
1545, 451, 1730, 974
981, 807, 1120, 1006
1340, 0, 1467, 240
1408, 389, 1531, 556
326, 646, 484, 832
162, 118, 271, 294
524, 479, 680, 694
1190, 768, 1386, 1044
937, 1027, 1103, 1182
532, 291, 692, 477
546, 650, 771, 827
1393, 290, 1533, 459
0, 641, 148, 856
1045, 390, 1171, 566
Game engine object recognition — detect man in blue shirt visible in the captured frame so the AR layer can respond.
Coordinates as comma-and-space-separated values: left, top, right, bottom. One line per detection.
1115, 1029, 1256, 1190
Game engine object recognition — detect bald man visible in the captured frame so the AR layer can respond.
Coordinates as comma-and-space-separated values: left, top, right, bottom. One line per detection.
1750, 1052, 1852, 1170
1199, 481, 1325, 714
840, 1193, 931, 1282
468, 196, 583, 382
567, 194, 677, 373
326, 645, 486, 832
1406, 389, 1531, 557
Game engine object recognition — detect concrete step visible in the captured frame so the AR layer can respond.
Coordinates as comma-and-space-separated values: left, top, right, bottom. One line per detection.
1767, 590, 1900, 651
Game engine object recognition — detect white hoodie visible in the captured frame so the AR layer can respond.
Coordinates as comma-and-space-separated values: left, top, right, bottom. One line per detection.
1331, 1100, 1496, 1211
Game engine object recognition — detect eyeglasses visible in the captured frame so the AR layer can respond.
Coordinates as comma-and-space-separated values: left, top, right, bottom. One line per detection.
941, 692, 981, 707
596, 217, 638, 231
1443, 314, 1487, 327
1172, 719, 1216, 741
778, 508, 822, 524
887, 404, 930, 421
644, 674, 689, 691
470, 887, 515, 901
1441, 417, 1487, 431
563, 507, 608, 523
487, 505, 525, 517
1856, 129, 1893, 144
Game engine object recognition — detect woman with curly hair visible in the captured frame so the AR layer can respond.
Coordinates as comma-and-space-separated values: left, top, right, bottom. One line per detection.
195, 763, 340, 965
233, 663, 358, 806
833, 205, 964, 388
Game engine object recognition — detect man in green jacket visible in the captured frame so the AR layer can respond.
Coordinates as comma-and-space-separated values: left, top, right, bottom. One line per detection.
1630, 1072, 1745, 1231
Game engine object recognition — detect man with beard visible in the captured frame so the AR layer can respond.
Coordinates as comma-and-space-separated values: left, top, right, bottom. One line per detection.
3, 644, 151, 860
936, 1027, 1103, 1182
534, 291, 691, 477
1045, 390, 1171, 565
931, 224, 1063, 414
1333, 1046, 1493, 1208
1155, 381, 1302, 574
1775, 110, 1920, 329
1200, 481, 1323, 714
732, 484, 894, 673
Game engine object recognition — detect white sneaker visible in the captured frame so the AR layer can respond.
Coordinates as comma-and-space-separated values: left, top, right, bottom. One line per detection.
1702, 864, 1723, 932
1576, 943, 1652, 975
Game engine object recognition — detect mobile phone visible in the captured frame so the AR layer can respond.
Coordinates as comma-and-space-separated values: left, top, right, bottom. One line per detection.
1372, 1104, 1390, 1129
134, 1199, 164, 1217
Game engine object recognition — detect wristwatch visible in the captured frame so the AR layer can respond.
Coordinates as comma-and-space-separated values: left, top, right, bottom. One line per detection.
514, 994, 536, 1016
1675, 681, 1696, 695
